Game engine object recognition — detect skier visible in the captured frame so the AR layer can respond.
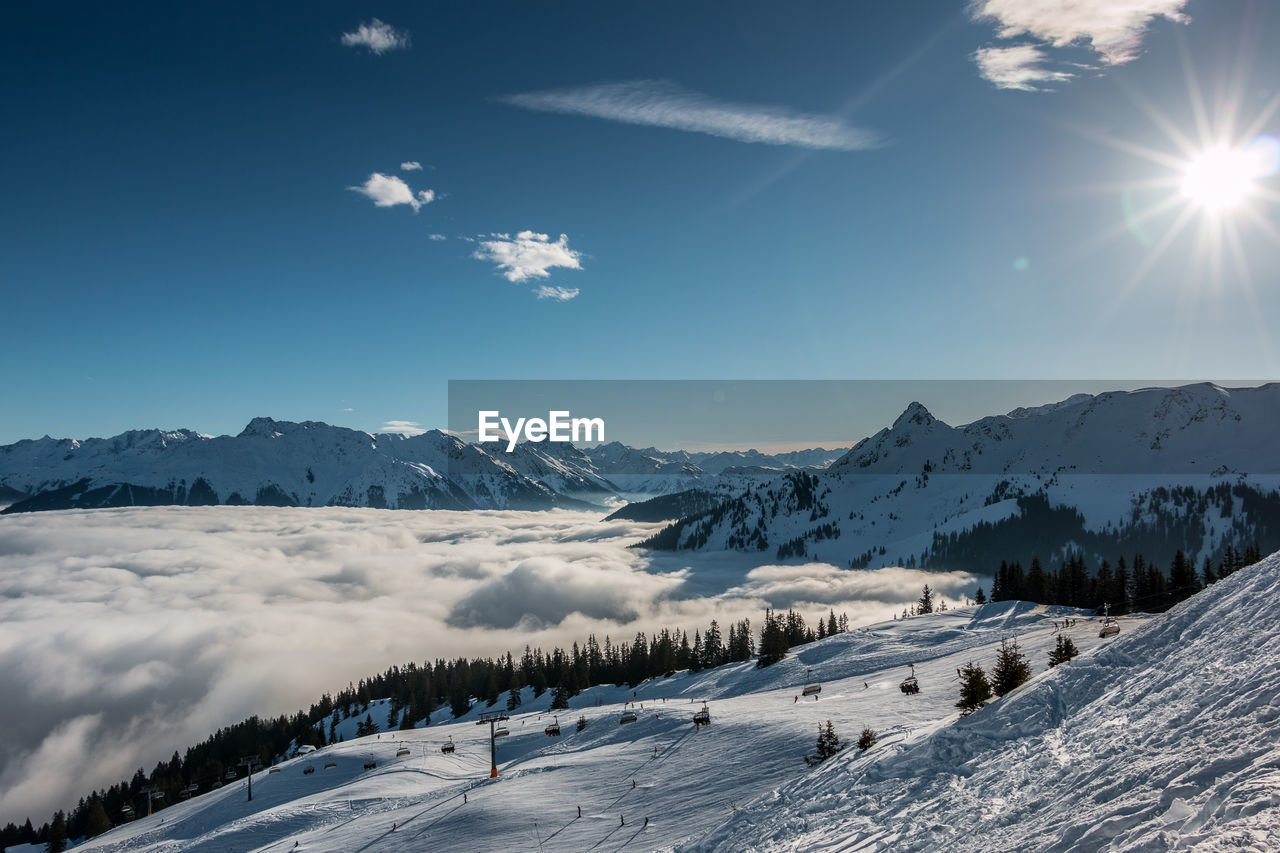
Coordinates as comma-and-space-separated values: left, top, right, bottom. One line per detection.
621, 815, 625, 827
644, 816, 649, 827
794, 696, 798, 703
577, 806, 582, 818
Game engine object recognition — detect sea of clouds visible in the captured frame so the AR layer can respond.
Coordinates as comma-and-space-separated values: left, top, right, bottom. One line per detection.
0, 506, 974, 824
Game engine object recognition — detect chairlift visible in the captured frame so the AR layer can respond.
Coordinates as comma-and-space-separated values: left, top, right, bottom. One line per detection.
693, 703, 711, 726
324, 761, 337, 770
363, 760, 377, 770
396, 743, 412, 757
1098, 603, 1120, 637
120, 804, 134, 818
801, 668, 822, 697
619, 710, 638, 724
441, 737, 456, 754
302, 764, 315, 775
494, 725, 510, 738
899, 664, 920, 695
545, 716, 561, 736
212, 780, 222, 789
576, 715, 588, 732
268, 767, 281, 774
224, 769, 237, 781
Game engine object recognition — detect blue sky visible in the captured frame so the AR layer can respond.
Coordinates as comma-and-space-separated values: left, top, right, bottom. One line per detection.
2, 1, 1278, 445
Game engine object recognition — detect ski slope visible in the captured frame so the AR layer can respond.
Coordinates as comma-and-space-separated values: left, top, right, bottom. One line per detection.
691, 551, 1280, 852
69, 601, 1140, 852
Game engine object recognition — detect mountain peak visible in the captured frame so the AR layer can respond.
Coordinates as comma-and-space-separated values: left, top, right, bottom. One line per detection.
892, 401, 937, 430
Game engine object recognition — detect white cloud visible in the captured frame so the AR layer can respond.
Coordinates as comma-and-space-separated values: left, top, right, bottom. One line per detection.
969, 0, 1188, 90
0, 507, 973, 822
502, 80, 884, 151
380, 420, 426, 435
972, 44, 1076, 91
347, 173, 435, 213
970, 0, 1189, 64
400, 161, 423, 171
473, 230, 583, 282
428, 233, 447, 241
535, 285, 580, 302
340, 18, 409, 55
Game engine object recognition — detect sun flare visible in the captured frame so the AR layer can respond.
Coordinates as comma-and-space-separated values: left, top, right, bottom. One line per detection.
1180, 145, 1266, 213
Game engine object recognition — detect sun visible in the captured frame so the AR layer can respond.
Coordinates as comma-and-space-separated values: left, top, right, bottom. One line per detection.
1179, 144, 1268, 214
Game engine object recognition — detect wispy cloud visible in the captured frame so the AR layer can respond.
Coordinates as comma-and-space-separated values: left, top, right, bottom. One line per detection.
535, 285, 580, 302
340, 18, 410, 55
501, 80, 884, 151
428, 233, 447, 241
400, 161, 423, 171
347, 173, 435, 212
972, 44, 1076, 92
379, 420, 426, 435
473, 231, 583, 283
969, 0, 1189, 90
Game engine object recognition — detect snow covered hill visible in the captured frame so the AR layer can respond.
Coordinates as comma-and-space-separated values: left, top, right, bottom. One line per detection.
641, 383, 1280, 573
690, 549, 1280, 852
0, 423, 843, 515
65, 595, 1157, 852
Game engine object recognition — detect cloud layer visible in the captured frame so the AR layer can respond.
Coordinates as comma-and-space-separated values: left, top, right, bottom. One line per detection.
969, 0, 1189, 90
473, 231, 583, 282
502, 80, 883, 151
340, 19, 410, 55
347, 173, 435, 212
0, 507, 973, 824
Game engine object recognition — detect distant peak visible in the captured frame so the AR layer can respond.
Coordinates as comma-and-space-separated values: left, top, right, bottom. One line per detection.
892, 402, 936, 430
237, 417, 335, 438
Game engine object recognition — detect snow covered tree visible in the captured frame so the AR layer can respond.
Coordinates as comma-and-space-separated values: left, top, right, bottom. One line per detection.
956, 662, 992, 712
857, 727, 877, 751
918, 585, 934, 614
1047, 634, 1080, 668
992, 638, 1032, 697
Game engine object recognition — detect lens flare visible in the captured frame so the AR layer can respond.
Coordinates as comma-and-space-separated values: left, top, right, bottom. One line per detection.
1179, 143, 1270, 213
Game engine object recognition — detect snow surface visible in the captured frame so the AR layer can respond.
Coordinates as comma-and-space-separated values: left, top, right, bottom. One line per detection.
68, 599, 1153, 852
690, 550, 1280, 852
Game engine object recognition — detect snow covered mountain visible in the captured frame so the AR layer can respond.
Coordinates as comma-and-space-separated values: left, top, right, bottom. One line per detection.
57, 550, 1280, 851
639, 383, 1280, 572
0, 419, 589, 513
0, 421, 843, 514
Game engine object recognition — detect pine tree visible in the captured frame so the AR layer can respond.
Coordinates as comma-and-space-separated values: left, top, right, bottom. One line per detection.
956, 662, 992, 712
974, 586, 987, 604
807, 720, 844, 764
506, 686, 522, 711
1047, 634, 1079, 668
46, 811, 67, 853
550, 684, 570, 710
991, 638, 1032, 697
757, 609, 788, 667
85, 799, 111, 838
857, 727, 877, 751
918, 585, 934, 614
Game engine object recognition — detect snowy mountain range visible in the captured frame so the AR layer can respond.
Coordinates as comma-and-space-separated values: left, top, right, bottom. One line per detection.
636, 383, 1280, 572
50, 550, 1280, 851
0, 419, 843, 514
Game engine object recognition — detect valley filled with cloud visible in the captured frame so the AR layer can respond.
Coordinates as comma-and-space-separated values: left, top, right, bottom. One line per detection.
0, 506, 974, 824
